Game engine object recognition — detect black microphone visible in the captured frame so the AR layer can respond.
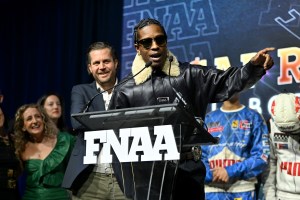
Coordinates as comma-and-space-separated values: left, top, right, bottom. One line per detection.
168, 56, 218, 144
168, 56, 189, 111
82, 61, 152, 113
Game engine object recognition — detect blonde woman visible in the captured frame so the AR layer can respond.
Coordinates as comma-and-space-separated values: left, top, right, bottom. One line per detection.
14, 104, 75, 199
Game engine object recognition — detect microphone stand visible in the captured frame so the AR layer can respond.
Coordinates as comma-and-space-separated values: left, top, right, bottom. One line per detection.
82, 61, 152, 113
168, 56, 218, 145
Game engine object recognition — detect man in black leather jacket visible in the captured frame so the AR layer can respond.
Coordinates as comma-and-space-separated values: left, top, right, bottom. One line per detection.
109, 18, 275, 200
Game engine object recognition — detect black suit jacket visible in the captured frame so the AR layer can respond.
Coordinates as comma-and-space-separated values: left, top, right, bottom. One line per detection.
62, 81, 105, 191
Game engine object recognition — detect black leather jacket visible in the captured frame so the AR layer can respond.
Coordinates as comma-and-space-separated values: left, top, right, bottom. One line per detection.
109, 61, 265, 200
111, 61, 265, 119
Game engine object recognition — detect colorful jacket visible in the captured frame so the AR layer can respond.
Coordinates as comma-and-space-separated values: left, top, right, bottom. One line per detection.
202, 106, 269, 193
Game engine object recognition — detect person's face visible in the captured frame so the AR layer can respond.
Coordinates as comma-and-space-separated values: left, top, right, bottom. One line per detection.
22, 107, 44, 136
43, 95, 62, 122
135, 24, 168, 69
0, 107, 4, 128
88, 48, 118, 88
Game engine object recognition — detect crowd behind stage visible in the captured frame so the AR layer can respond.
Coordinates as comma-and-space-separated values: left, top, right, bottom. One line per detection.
1, 81, 300, 200
1, 18, 299, 200
0, 89, 300, 200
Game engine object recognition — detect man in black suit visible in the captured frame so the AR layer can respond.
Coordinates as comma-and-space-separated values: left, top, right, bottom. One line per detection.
62, 42, 128, 200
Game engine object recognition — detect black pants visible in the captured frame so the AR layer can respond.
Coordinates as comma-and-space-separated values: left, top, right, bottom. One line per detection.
172, 160, 206, 200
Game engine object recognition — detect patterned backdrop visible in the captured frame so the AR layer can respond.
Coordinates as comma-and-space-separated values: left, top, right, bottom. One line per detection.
121, 0, 299, 120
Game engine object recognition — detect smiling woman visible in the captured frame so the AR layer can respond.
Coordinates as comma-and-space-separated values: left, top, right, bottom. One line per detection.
13, 104, 75, 200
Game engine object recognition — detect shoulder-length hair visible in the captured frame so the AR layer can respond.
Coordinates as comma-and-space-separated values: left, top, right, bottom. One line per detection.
37, 92, 68, 131
14, 104, 58, 161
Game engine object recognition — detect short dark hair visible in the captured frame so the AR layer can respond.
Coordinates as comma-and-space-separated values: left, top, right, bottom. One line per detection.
133, 18, 167, 44
86, 41, 118, 65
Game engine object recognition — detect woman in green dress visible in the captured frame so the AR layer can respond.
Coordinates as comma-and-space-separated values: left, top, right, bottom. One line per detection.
14, 104, 75, 200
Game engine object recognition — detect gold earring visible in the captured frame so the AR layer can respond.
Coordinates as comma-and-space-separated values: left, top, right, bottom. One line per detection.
138, 51, 140, 56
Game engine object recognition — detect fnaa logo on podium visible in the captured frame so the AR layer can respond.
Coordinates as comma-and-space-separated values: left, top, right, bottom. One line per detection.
83, 125, 180, 164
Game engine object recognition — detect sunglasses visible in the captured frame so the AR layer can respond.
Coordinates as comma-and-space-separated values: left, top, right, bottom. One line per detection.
137, 35, 167, 49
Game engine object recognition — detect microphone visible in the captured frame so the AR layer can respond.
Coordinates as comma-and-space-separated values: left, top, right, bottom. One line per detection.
82, 61, 152, 113
168, 56, 189, 111
168, 56, 218, 144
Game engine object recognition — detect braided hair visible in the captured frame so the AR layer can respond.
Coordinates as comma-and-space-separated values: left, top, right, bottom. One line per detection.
133, 18, 167, 45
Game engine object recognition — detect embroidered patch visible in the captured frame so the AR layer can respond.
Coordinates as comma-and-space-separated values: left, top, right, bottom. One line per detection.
239, 120, 251, 129
275, 143, 288, 149
231, 120, 239, 129
262, 140, 270, 146
274, 133, 289, 142
208, 126, 224, 133
263, 148, 270, 154
156, 97, 169, 104
262, 134, 269, 139
261, 154, 268, 162
207, 122, 224, 133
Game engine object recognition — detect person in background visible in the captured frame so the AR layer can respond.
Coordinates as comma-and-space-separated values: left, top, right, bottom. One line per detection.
109, 18, 275, 200
14, 104, 75, 199
0, 89, 16, 135
62, 41, 128, 200
263, 93, 300, 200
0, 105, 20, 199
37, 92, 71, 133
201, 93, 269, 200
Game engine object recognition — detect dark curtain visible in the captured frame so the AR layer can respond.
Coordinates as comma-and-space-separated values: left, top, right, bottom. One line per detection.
0, 0, 123, 126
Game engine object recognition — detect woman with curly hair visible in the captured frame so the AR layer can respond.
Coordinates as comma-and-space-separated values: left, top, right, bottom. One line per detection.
14, 104, 75, 200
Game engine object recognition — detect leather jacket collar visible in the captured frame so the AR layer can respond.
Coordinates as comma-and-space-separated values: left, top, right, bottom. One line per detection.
132, 50, 180, 85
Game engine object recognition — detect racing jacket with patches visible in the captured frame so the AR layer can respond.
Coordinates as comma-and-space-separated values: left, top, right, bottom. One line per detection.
263, 119, 300, 200
201, 105, 269, 193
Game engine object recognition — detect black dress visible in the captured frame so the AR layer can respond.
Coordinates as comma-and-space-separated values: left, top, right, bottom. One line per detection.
0, 134, 20, 199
